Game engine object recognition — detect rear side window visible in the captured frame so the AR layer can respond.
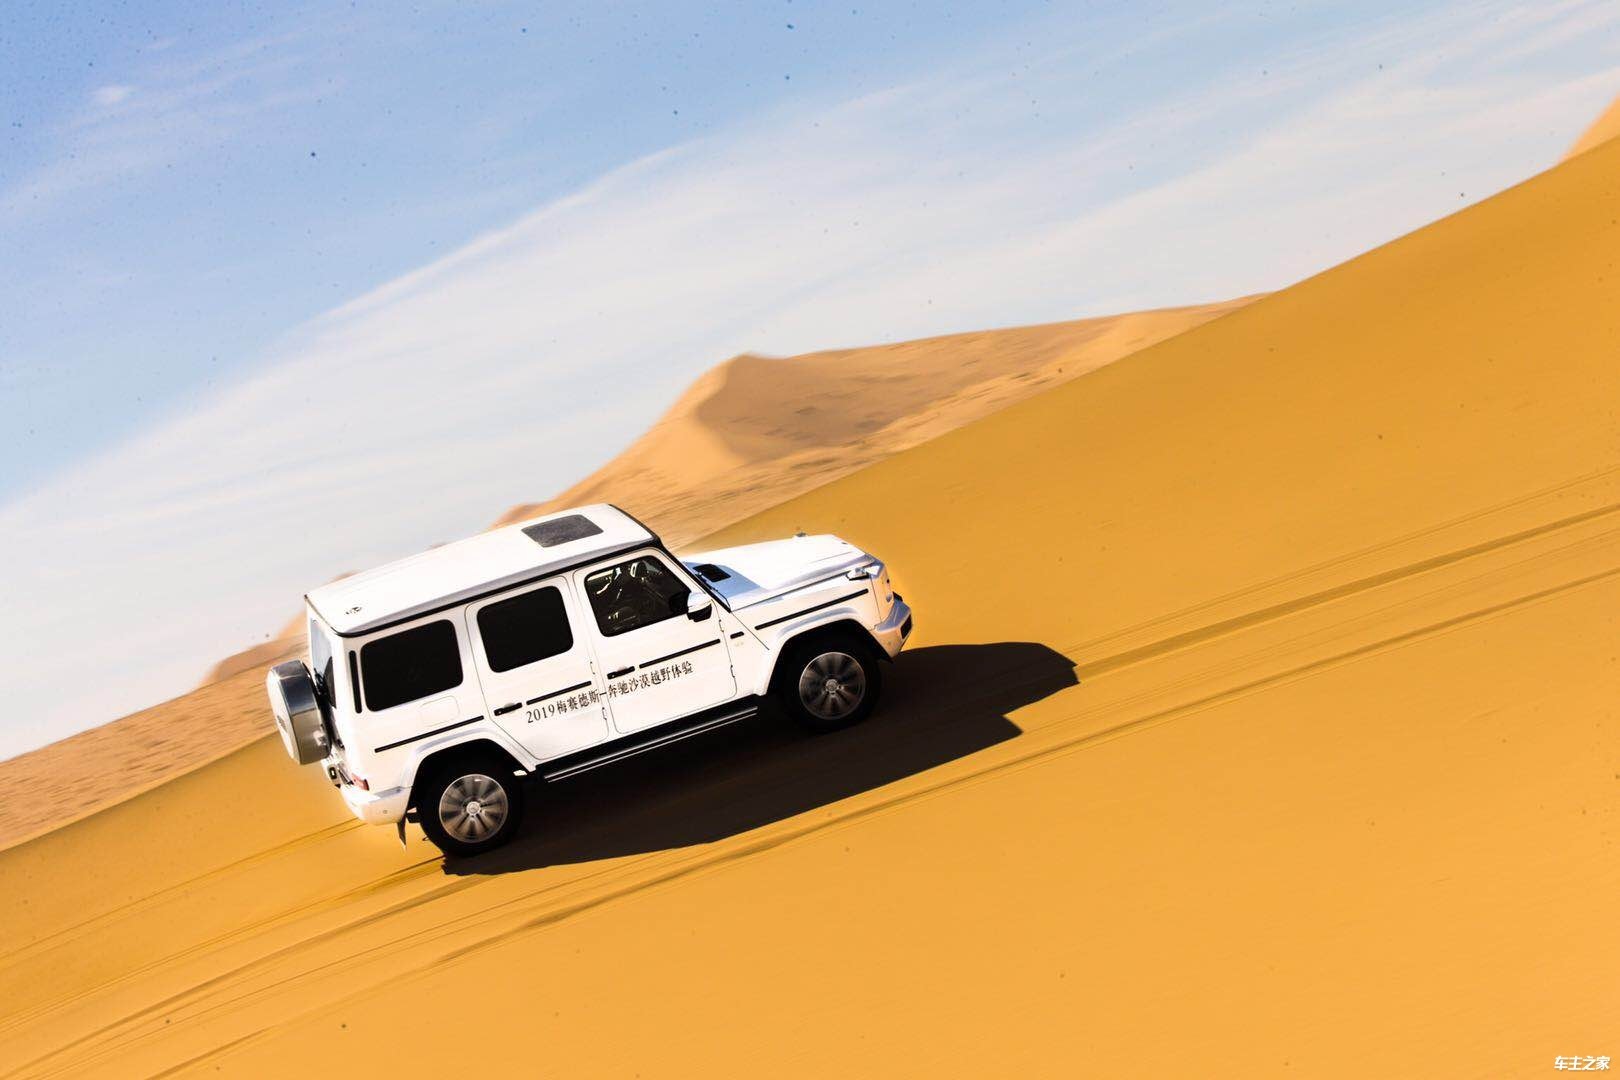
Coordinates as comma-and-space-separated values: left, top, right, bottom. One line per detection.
360, 620, 463, 711
478, 586, 574, 672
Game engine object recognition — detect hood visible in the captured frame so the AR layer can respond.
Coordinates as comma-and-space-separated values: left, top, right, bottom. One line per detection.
682, 534, 869, 610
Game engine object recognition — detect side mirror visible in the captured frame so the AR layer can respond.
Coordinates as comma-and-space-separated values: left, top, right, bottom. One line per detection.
682, 592, 714, 622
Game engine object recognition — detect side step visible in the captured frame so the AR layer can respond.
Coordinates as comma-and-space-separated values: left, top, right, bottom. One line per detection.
540, 698, 761, 783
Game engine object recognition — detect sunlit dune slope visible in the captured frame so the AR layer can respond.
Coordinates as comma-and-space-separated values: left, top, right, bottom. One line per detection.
4, 139, 1620, 1078
492, 298, 1251, 546
0, 667, 277, 852
1564, 92, 1620, 159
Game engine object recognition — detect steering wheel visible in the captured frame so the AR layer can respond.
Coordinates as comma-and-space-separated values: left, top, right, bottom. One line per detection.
590, 566, 648, 633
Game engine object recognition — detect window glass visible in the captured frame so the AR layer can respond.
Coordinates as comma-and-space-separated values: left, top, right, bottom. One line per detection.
309, 618, 337, 707
360, 619, 463, 711
584, 555, 690, 636
478, 586, 574, 672
348, 650, 363, 712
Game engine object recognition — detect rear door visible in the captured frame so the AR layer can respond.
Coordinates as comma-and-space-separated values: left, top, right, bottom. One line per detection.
572, 550, 736, 734
355, 616, 475, 758
466, 579, 609, 760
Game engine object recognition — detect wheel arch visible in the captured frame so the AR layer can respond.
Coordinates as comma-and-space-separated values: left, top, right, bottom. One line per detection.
764, 618, 888, 695
407, 737, 527, 811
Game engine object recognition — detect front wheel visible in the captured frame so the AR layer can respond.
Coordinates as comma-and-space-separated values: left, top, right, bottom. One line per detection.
416, 753, 525, 857
775, 634, 883, 733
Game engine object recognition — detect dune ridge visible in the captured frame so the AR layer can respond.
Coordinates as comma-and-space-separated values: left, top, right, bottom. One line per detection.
1564, 92, 1620, 159
492, 298, 1254, 545
1, 122, 1617, 1077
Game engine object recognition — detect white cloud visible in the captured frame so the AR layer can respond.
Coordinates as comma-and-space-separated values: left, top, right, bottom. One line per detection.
2, 0, 1619, 757
91, 84, 135, 107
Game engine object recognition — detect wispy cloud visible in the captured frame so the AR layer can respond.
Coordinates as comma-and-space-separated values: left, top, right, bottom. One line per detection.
1, 0, 1618, 757
1, 24, 337, 223
90, 84, 136, 107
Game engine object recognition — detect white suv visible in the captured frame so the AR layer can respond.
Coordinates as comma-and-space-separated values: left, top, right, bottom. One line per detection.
267, 504, 913, 856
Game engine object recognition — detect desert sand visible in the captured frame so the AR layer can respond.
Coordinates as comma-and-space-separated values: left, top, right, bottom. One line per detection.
0, 668, 279, 852
0, 298, 1244, 853
3, 128, 1619, 1079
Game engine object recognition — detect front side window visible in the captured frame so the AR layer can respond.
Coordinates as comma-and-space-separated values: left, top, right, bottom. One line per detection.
584, 555, 690, 636
478, 586, 574, 672
360, 619, 463, 711
309, 618, 337, 707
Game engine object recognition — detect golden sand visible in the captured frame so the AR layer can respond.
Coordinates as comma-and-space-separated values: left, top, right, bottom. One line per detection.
3, 134, 1618, 1080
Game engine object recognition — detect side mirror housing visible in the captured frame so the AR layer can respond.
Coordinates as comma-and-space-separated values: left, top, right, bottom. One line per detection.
683, 592, 715, 622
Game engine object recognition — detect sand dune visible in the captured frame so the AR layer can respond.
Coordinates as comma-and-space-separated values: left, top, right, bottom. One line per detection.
0, 298, 1243, 854
495, 298, 1252, 546
210, 298, 1246, 670
2, 122, 1617, 1077
0, 667, 279, 852
1564, 93, 1620, 159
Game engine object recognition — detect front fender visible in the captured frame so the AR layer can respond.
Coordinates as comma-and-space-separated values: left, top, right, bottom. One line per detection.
754, 617, 894, 698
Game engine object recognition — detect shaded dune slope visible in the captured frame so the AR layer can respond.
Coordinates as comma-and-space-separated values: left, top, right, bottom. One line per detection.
1, 130, 1618, 1077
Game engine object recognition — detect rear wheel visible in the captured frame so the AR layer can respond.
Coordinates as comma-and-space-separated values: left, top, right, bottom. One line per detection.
416, 752, 525, 857
775, 633, 883, 733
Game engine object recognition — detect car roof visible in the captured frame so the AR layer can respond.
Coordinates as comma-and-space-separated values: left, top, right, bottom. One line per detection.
307, 504, 657, 636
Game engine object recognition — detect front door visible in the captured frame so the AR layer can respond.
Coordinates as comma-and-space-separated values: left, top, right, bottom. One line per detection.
572, 550, 737, 734
466, 578, 609, 760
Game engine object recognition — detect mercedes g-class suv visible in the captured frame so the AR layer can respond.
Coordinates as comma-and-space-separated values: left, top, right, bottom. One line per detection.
268, 504, 913, 856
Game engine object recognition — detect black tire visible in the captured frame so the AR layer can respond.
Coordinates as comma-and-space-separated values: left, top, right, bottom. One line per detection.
773, 631, 883, 734
415, 751, 526, 857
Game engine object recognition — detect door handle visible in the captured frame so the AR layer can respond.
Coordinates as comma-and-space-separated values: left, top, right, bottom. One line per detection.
493, 702, 521, 716
607, 666, 634, 679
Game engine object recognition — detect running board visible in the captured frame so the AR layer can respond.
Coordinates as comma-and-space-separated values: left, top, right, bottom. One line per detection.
540, 701, 760, 782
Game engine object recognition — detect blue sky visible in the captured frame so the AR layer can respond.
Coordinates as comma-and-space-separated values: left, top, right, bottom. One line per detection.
2, 0, 1618, 758
3, 0, 1132, 500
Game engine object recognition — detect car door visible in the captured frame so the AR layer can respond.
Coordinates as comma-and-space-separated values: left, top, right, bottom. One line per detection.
572, 549, 737, 734
355, 615, 476, 755
466, 578, 609, 761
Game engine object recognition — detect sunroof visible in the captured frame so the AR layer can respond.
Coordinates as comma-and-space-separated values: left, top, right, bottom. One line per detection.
522, 514, 604, 548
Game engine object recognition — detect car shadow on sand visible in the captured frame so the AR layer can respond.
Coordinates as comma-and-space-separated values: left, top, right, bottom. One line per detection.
442, 641, 1076, 876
